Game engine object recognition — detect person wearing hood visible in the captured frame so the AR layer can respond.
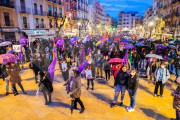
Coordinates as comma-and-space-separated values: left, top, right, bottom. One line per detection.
94, 49, 104, 78
127, 69, 139, 112
154, 62, 170, 98
171, 77, 180, 120
61, 58, 70, 83
85, 59, 95, 90
39, 66, 53, 105
111, 65, 129, 107
66, 70, 85, 113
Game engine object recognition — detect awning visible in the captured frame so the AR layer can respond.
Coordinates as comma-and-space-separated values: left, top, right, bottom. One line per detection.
22, 30, 55, 36
2, 28, 18, 32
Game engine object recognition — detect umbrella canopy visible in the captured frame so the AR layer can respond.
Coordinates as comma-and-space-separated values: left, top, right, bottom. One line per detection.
120, 42, 128, 45
156, 44, 167, 49
138, 38, 145, 42
145, 54, 163, 59
0, 41, 12, 46
114, 37, 121, 41
108, 58, 124, 63
167, 45, 176, 49
138, 46, 151, 54
168, 39, 174, 42
122, 40, 134, 43
174, 40, 180, 44
0, 53, 18, 64
149, 39, 155, 41
124, 45, 134, 49
135, 43, 144, 46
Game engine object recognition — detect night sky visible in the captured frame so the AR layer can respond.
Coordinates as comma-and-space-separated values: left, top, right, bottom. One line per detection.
98, 0, 153, 21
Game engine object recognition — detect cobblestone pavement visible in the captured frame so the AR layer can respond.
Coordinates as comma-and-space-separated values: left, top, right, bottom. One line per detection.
0, 63, 177, 120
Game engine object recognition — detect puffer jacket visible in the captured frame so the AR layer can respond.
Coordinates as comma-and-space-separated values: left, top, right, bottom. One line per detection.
127, 75, 139, 96
114, 71, 129, 86
103, 59, 111, 71
154, 67, 170, 84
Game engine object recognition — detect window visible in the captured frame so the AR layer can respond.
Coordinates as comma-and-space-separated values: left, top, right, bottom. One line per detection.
66, 4, 69, 11
41, 19, 44, 28
23, 17, 27, 28
35, 18, 39, 28
40, 5, 43, 15
59, 8, 62, 17
4, 12, 10, 26
49, 19, 53, 28
48, 5, 51, 15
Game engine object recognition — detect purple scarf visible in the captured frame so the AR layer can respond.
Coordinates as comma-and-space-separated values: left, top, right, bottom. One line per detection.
65, 78, 75, 91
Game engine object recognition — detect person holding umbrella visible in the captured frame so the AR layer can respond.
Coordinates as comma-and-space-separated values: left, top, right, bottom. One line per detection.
149, 58, 159, 84
66, 70, 85, 114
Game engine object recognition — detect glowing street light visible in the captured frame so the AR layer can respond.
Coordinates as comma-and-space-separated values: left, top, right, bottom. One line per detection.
149, 22, 154, 26
78, 22, 81, 25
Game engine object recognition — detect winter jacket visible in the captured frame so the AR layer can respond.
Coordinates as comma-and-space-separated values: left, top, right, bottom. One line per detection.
85, 63, 96, 78
172, 85, 180, 111
133, 53, 140, 63
94, 54, 104, 67
70, 75, 81, 98
111, 64, 122, 77
73, 47, 79, 57
154, 67, 170, 84
149, 62, 159, 74
140, 51, 146, 59
103, 59, 111, 70
39, 72, 53, 93
6, 64, 22, 84
127, 75, 139, 96
1, 65, 9, 79
118, 50, 125, 59
114, 71, 129, 86
175, 58, 180, 69
128, 53, 133, 63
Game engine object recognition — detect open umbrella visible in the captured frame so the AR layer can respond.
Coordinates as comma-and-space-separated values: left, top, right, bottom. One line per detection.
167, 45, 176, 49
149, 39, 155, 41
135, 43, 144, 46
0, 41, 12, 46
122, 40, 134, 43
0, 53, 18, 64
174, 40, 180, 44
124, 45, 134, 49
156, 44, 167, 49
145, 54, 163, 59
108, 58, 124, 63
168, 39, 174, 42
138, 46, 151, 54
120, 42, 128, 45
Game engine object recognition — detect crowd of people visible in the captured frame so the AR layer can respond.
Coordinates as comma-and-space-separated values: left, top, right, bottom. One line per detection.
0, 35, 180, 119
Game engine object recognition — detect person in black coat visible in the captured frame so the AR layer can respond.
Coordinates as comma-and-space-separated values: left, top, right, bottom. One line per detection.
60, 58, 70, 82
133, 50, 140, 70
1, 64, 10, 95
85, 59, 96, 90
39, 66, 53, 105
127, 69, 139, 112
118, 45, 125, 59
139, 48, 147, 69
103, 55, 111, 81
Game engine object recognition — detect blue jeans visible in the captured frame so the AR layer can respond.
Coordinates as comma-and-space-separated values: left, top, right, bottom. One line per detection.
139, 59, 146, 69
176, 110, 180, 120
169, 63, 176, 75
176, 69, 180, 78
113, 85, 126, 102
128, 89, 138, 109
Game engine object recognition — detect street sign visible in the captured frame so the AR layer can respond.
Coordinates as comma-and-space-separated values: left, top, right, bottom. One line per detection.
13, 45, 21, 52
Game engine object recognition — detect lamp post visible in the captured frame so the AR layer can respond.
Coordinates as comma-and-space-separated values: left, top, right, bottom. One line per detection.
78, 22, 81, 37
149, 22, 154, 38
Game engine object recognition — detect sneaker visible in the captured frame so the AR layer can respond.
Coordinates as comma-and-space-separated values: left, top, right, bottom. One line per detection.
80, 108, 85, 113
128, 108, 134, 112
160, 95, 164, 99
119, 102, 123, 106
87, 87, 89, 90
5, 92, 9, 95
92, 87, 94, 90
154, 94, 157, 97
111, 103, 115, 108
14, 92, 18, 96
127, 106, 131, 110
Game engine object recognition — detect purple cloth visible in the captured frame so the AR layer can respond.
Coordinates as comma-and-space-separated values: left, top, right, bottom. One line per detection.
18, 50, 23, 61
78, 60, 88, 73
163, 55, 168, 61
147, 58, 151, 66
87, 47, 91, 53
157, 49, 160, 55
123, 51, 127, 65
87, 35, 91, 41
65, 78, 75, 91
55, 37, 63, 48
20, 36, 27, 45
48, 57, 56, 84
71, 36, 77, 45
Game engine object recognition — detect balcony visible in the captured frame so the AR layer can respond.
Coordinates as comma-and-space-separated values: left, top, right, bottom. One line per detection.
84, 9, 88, 13
35, 23, 46, 29
0, 0, 14, 8
66, 9, 70, 12
58, 13, 62, 18
47, 11, 55, 17
22, 23, 30, 29
72, 6, 77, 10
18, 6, 31, 14
33, 9, 46, 16
4, 20, 14, 27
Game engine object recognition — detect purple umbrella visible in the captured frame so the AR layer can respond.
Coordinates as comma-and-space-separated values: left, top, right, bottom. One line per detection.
156, 44, 167, 49
124, 45, 134, 49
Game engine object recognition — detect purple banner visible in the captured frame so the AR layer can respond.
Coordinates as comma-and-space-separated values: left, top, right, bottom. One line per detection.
48, 57, 56, 84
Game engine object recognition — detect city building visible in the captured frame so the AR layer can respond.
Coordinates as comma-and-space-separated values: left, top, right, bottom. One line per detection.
0, 0, 19, 41
118, 11, 140, 32
88, 5, 96, 34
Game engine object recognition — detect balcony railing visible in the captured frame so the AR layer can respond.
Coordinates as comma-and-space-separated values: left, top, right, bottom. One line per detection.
18, 6, 31, 14
4, 20, 14, 27
0, 0, 14, 8
35, 23, 46, 29
22, 23, 30, 29
72, 7, 77, 10
72, 17, 78, 20
33, 9, 46, 16
47, 11, 58, 17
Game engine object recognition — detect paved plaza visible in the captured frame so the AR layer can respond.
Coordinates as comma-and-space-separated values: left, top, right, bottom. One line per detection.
0, 63, 177, 120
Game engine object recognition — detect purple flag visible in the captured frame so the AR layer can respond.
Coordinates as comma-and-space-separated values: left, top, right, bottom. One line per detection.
55, 37, 63, 48
123, 51, 127, 65
78, 60, 88, 73
78, 43, 80, 48
20, 36, 27, 45
87, 47, 91, 53
71, 36, 77, 45
87, 35, 91, 41
48, 57, 56, 84
18, 50, 23, 61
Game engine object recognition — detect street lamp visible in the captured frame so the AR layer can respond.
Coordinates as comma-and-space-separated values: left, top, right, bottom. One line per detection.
78, 22, 81, 37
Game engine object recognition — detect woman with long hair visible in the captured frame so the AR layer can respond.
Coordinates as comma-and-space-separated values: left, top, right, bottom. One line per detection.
111, 65, 129, 107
